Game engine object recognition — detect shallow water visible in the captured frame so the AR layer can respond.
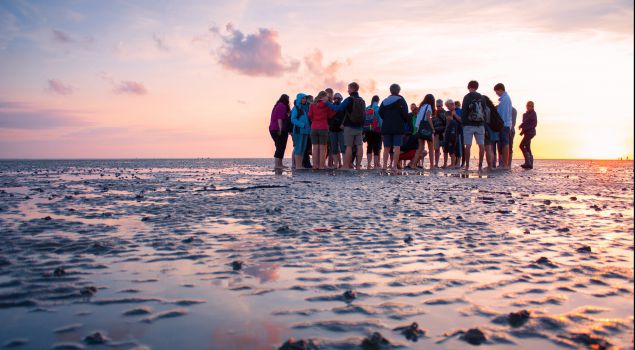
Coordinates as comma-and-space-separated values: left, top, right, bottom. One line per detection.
0, 159, 632, 350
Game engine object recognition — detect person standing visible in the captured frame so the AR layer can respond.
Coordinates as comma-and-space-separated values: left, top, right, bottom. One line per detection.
432, 99, 446, 168
328, 93, 346, 168
364, 95, 383, 169
494, 83, 513, 170
302, 95, 315, 168
443, 99, 461, 168
411, 94, 436, 169
326, 82, 366, 170
510, 106, 517, 163
290, 93, 311, 169
308, 91, 336, 170
482, 95, 500, 170
269, 94, 291, 169
461, 81, 486, 171
519, 101, 537, 169
378, 84, 409, 170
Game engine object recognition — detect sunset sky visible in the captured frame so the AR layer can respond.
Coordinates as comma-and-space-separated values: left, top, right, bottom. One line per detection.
0, 0, 633, 159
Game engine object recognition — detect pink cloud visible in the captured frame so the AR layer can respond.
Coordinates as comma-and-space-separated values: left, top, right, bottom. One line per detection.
303, 49, 349, 92
211, 23, 299, 77
113, 81, 147, 95
47, 79, 73, 95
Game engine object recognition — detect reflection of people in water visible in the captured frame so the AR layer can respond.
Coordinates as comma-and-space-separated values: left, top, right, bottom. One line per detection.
244, 262, 280, 284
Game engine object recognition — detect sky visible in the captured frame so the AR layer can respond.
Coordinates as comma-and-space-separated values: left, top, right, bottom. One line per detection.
0, 0, 633, 159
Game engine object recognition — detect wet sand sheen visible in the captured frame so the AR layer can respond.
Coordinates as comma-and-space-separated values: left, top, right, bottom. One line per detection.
0, 159, 633, 349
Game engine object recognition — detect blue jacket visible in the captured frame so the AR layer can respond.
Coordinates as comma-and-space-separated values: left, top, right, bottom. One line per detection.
290, 93, 311, 135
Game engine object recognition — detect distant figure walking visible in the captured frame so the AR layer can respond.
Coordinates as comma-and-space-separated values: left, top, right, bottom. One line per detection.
519, 101, 537, 169
269, 94, 291, 169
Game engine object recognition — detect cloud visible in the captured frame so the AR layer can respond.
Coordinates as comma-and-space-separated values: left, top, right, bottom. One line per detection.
152, 33, 169, 51
0, 101, 90, 129
113, 81, 147, 95
46, 79, 73, 95
50, 28, 93, 47
211, 23, 299, 77
101, 73, 147, 95
303, 49, 350, 91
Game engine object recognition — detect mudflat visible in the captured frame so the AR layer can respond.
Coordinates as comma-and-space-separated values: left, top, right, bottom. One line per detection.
0, 159, 632, 350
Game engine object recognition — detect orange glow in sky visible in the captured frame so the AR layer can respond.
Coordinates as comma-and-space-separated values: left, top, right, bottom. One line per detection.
0, 1, 633, 159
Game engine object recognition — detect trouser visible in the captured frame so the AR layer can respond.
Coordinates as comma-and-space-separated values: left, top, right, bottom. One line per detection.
270, 131, 289, 159
519, 133, 535, 166
303, 137, 312, 168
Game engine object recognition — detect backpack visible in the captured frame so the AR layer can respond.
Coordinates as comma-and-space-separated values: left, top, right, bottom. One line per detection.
467, 96, 485, 123
363, 107, 381, 133
346, 97, 365, 124
417, 105, 433, 139
489, 105, 504, 132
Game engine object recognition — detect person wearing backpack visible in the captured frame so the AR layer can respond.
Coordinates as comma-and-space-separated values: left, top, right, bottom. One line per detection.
326, 82, 366, 170
411, 94, 436, 170
494, 83, 513, 170
519, 101, 537, 169
328, 93, 346, 168
432, 99, 447, 168
364, 95, 382, 169
378, 84, 409, 170
482, 95, 500, 170
290, 93, 311, 170
461, 80, 486, 171
269, 94, 291, 169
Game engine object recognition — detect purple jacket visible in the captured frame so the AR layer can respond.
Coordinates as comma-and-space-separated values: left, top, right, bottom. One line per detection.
269, 102, 289, 132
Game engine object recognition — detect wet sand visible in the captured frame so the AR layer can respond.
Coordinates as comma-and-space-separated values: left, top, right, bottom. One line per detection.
0, 159, 632, 350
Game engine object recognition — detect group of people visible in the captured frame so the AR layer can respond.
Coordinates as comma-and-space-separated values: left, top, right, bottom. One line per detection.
269, 80, 538, 172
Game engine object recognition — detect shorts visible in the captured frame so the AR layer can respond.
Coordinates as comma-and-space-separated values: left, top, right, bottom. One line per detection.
499, 126, 511, 146
343, 126, 363, 147
417, 129, 433, 141
329, 131, 345, 154
484, 124, 499, 146
365, 131, 382, 155
382, 134, 403, 147
310, 129, 329, 145
463, 125, 485, 145
292, 133, 309, 156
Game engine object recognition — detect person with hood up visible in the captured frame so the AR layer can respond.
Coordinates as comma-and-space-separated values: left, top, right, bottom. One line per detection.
290, 93, 311, 169
378, 84, 410, 170
308, 90, 336, 170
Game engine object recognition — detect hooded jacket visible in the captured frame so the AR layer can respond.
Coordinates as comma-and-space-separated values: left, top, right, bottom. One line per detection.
290, 93, 311, 135
378, 94, 409, 135
308, 100, 336, 131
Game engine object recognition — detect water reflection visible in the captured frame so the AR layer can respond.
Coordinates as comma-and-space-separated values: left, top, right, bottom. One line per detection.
244, 262, 281, 284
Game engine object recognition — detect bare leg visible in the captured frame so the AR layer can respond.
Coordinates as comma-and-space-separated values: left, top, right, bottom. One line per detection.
391, 146, 401, 170
427, 140, 434, 169
464, 144, 472, 170
478, 144, 485, 170
485, 145, 493, 169
355, 145, 363, 169
382, 147, 390, 169
343, 146, 354, 169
